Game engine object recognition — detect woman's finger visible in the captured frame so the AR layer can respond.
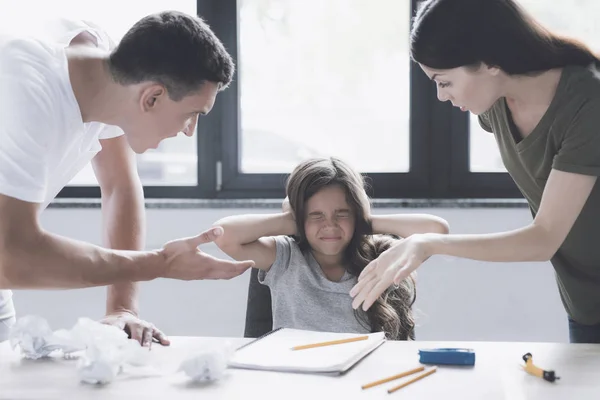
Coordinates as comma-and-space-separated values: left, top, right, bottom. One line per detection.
362, 274, 396, 311
358, 259, 377, 281
351, 276, 378, 310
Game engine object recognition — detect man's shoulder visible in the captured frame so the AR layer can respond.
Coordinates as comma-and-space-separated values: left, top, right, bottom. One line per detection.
0, 35, 57, 77
0, 37, 63, 133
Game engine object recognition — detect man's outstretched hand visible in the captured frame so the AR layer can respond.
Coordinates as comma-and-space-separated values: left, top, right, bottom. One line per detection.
160, 226, 255, 280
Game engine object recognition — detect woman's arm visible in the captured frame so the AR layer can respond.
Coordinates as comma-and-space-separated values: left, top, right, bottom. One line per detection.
423, 169, 595, 262
370, 213, 449, 237
351, 169, 596, 310
213, 213, 297, 271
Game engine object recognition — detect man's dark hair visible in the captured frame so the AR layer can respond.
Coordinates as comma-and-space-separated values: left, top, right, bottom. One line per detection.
108, 11, 234, 101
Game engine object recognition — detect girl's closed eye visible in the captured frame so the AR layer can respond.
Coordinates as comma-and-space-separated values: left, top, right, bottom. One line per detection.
437, 81, 451, 88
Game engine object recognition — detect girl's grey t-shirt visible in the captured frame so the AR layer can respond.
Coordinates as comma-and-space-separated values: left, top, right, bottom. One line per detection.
258, 235, 370, 334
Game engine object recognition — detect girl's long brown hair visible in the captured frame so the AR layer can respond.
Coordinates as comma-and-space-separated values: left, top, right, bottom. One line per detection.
287, 157, 416, 340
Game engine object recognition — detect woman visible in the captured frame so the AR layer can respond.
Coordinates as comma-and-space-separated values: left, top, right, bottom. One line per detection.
350, 0, 600, 343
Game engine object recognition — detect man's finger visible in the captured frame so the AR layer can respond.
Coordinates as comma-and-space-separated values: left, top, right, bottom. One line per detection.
188, 226, 225, 248
130, 324, 144, 344
153, 328, 171, 346
200, 257, 254, 279
142, 328, 153, 348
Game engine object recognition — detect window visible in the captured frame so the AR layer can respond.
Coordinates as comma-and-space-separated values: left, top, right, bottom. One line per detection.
202, 0, 427, 199
469, 114, 505, 173
3, 0, 597, 199
238, 0, 411, 174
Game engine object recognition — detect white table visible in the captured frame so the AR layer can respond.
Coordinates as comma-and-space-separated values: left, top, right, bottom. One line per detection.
1, 337, 599, 399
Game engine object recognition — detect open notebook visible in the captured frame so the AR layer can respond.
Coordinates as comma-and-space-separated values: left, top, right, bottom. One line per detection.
228, 328, 386, 375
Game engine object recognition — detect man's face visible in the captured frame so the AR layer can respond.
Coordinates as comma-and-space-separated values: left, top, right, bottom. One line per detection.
124, 82, 219, 153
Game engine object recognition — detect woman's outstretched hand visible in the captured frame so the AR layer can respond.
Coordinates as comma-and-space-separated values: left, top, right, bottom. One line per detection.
350, 234, 431, 311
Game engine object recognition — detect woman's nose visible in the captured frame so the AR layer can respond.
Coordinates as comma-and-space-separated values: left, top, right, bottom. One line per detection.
437, 87, 450, 102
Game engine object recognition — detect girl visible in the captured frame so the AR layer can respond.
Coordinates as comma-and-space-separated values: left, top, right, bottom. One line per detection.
351, 0, 600, 344
214, 157, 449, 340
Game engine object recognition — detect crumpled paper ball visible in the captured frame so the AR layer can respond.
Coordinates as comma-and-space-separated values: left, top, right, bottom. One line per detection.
9, 315, 85, 359
9, 315, 236, 385
9, 315, 150, 384
179, 341, 235, 382
68, 317, 151, 384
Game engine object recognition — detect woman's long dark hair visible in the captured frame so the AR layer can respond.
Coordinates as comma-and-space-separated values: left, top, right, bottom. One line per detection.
411, 0, 600, 74
286, 157, 416, 340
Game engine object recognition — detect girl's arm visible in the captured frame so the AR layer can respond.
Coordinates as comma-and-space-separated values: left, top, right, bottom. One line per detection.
213, 213, 297, 271
370, 213, 450, 238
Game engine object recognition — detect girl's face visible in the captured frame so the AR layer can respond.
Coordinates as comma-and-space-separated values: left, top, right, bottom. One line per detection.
419, 63, 503, 115
303, 185, 356, 258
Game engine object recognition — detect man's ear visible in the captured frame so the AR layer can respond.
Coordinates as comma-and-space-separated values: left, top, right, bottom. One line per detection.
140, 84, 166, 112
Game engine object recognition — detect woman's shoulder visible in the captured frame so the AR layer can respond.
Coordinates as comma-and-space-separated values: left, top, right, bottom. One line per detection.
563, 64, 600, 102
550, 64, 600, 129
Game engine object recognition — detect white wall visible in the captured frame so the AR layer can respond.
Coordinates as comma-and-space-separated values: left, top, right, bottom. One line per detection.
11, 206, 567, 342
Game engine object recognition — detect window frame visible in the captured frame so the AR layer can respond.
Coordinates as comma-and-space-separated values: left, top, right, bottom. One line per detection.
57, 0, 521, 200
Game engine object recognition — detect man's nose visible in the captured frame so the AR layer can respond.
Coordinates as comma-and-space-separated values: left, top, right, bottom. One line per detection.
183, 115, 199, 137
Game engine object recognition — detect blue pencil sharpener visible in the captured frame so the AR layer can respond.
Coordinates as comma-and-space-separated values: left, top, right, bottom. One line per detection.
418, 348, 476, 366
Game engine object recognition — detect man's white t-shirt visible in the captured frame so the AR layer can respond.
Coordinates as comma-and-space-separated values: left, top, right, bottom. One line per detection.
0, 18, 124, 326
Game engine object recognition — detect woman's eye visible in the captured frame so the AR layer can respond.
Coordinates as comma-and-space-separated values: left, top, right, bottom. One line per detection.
438, 82, 450, 88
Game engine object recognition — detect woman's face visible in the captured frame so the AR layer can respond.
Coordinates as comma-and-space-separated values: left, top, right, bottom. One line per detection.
419, 63, 503, 115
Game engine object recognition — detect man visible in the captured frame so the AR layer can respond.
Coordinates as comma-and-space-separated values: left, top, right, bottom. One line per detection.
0, 11, 254, 344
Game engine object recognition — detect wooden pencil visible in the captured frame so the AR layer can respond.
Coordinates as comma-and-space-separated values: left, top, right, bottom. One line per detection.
387, 367, 437, 394
361, 366, 425, 389
291, 335, 369, 350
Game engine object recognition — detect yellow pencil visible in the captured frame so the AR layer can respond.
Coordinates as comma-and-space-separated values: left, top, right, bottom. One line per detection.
291, 335, 369, 351
361, 366, 425, 389
387, 367, 437, 394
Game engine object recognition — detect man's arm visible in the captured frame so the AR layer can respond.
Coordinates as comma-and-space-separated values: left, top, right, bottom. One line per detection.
92, 135, 169, 346
92, 136, 144, 317
0, 193, 162, 289
0, 190, 253, 292
0, 192, 252, 291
